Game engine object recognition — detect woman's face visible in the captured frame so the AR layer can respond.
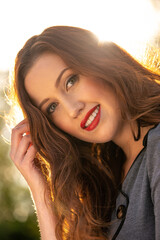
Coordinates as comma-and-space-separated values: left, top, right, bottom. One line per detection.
25, 53, 126, 143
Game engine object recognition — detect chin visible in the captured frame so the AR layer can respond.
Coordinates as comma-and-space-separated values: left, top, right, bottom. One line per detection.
93, 129, 114, 143
86, 134, 113, 144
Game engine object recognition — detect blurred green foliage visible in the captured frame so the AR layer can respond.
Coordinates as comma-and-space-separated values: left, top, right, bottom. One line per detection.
0, 71, 39, 240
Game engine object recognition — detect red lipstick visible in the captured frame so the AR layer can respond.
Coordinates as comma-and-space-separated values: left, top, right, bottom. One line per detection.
80, 105, 101, 131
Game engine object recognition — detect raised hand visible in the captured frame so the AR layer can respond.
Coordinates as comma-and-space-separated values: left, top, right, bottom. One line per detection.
10, 119, 47, 195
10, 119, 57, 239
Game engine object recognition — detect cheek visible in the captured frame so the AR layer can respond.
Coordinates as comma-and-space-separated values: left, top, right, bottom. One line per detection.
79, 77, 104, 96
85, 81, 107, 99
52, 113, 72, 133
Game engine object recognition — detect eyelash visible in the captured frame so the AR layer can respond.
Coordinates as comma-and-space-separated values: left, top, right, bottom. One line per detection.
46, 74, 79, 115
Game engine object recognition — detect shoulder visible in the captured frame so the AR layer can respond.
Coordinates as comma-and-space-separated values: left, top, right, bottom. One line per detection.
145, 123, 160, 163
147, 123, 160, 143
145, 123, 160, 202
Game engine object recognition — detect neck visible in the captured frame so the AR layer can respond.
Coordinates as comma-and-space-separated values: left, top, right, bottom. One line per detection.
113, 122, 153, 179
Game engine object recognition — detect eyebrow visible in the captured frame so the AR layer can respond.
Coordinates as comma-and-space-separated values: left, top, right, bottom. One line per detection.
38, 67, 70, 110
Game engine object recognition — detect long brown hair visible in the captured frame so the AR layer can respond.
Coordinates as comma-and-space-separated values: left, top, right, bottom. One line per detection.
12, 26, 160, 239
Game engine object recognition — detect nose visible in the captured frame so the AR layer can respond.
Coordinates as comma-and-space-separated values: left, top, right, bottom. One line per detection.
63, 97, 84, 119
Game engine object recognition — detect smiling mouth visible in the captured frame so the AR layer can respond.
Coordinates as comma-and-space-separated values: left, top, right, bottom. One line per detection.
80, 105, 101, 131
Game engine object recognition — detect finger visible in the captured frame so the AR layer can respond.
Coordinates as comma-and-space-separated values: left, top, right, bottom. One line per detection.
13, 134, 33, 166
20, 145, 37, 173
24, 131, 32, 147
10, 123, 30, 160
24, 145, 37, 163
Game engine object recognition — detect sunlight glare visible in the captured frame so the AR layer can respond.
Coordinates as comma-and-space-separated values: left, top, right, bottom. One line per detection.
89, 0, 159, 59
0, 0, 159, 70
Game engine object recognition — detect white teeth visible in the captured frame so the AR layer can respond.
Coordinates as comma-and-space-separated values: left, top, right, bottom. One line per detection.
86, 119, 91, 125
84, 105, 99, 128
92, 112, 97, 117
89, 115, 95, 121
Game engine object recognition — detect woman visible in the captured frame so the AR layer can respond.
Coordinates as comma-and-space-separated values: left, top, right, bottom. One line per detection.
9, 26, 160, 240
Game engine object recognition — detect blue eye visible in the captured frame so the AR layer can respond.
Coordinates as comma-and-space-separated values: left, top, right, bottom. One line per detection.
66, 74, 79, 90
47, 102, 58, 115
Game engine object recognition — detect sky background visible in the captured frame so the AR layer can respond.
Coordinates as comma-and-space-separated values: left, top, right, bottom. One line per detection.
0, 0, 160, 71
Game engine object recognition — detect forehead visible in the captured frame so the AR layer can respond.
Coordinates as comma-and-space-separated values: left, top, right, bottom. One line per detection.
24, 53, 67, 104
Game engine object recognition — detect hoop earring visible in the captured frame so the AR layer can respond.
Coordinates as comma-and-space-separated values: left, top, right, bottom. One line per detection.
133, 120, 141, 141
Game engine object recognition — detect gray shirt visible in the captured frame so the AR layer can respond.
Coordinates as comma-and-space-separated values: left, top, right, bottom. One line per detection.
110, 123, 160, 240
